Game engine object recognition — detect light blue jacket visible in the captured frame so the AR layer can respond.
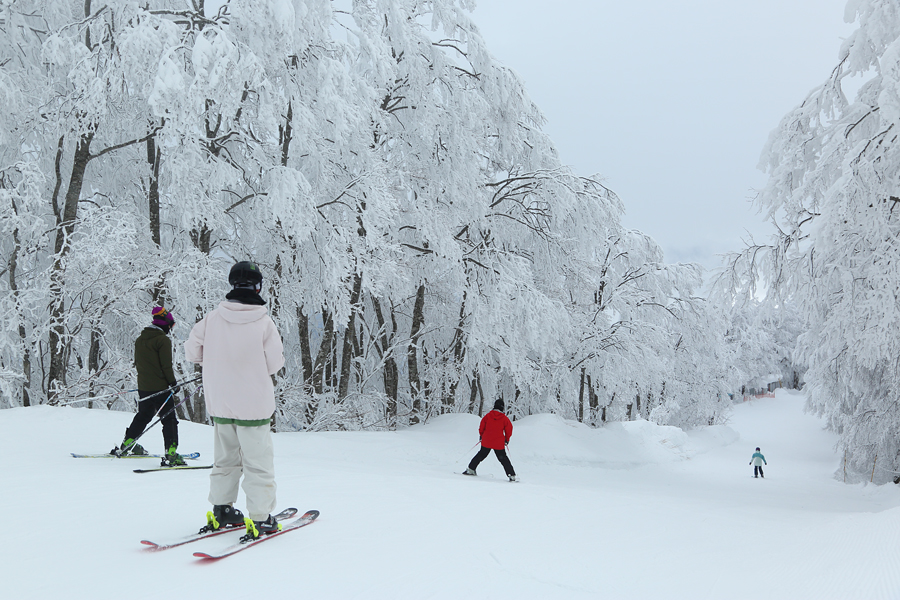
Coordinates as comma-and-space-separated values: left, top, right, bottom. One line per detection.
750, 451, 767, 466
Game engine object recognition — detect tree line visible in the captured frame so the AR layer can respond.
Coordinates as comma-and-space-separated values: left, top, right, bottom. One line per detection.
0, 0, 783, 433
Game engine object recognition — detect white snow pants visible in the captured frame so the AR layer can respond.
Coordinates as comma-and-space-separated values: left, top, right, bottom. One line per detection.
208, 422, 277, 522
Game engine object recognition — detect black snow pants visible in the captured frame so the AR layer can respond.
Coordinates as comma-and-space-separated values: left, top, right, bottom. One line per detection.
124, 389, 179, 450
468, 446, 516, 477
754, 465, 765, 478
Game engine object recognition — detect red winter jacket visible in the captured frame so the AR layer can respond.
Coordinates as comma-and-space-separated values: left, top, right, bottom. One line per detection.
479, 410, 513, 450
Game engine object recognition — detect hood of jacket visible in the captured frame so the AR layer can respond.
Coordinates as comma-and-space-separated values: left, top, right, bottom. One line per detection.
217, 301, 269, 324
138, 325, 167, 340
484, 409, 506, 423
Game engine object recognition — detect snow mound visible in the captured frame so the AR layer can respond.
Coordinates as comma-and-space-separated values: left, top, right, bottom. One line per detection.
504, 413, 739, 470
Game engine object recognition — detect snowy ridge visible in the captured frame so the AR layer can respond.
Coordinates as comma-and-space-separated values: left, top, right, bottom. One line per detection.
2, 390, 900, 599
496, 413, 738, 469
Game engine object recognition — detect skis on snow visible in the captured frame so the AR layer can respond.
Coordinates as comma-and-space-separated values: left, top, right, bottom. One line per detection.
133, 464, 213, 473
71, 452, 201, 460
192, 510, 319, 560
141, 508, 300, 550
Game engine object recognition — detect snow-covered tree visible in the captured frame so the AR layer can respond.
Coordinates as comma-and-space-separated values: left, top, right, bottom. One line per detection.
0, 0, 737, 437
722, 0, 900, 481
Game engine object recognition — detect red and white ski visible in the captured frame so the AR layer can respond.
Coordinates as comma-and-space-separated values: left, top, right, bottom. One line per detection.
141, 508, 299, 551
193, 510, 319, 560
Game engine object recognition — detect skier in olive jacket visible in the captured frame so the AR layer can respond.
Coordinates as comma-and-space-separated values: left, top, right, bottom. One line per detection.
750, 447, 767, 478
464, 399, 518, 482
113, 306, 183, 463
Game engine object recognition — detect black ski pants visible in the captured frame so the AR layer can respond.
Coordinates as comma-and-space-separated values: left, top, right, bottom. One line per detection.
124, 389, 179, 450
754, 465, 765, 478
468, 446, 516, 477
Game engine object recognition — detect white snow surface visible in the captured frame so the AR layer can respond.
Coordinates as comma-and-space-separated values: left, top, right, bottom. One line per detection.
4, 389, 900, 599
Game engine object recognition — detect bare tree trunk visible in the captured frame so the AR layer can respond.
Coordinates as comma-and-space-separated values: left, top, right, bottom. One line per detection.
188, 222, 210, 418
338, 273, 362, 400
297, 306, 313, 387
601, 392, 614, 424
373, 297, 398, 425
468, 372, 479, 414
189, 224, 210, 424
445, 292, 468, 411
578, 367, 586, 423
190, 363, 207, 423
48, 130, 95, 403
297, 307, 318, 424
476, 375, 485, 417
312, 309, 335, 396
188, 218, 210, 424
407, 283, 426, 424
280, 101, 293, 166
330, 329, 338, 390
87, 326, 103, 409
629, 390, 641, 421
189, 225, 211, 254
146, 131, 168, 305
8, 208, 31, 407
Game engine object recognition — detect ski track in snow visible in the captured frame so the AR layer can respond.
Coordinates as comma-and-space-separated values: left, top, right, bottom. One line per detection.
2, 389, 900, 599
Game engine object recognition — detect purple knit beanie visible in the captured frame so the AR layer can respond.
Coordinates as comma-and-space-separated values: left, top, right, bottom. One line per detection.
151, 306, 175, 328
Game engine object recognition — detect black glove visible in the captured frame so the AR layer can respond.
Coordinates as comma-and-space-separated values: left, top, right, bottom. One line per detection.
168, 382, 180, 396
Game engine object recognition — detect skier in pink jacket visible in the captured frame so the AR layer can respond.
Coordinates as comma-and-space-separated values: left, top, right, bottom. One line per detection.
185, 261, 285, 538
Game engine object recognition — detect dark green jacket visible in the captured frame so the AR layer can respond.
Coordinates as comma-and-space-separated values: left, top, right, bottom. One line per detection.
134, 327, 176, 391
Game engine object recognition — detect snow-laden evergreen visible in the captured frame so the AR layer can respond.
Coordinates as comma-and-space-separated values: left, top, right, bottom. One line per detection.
3, 390, 900, 599
719, 0, 900, 481
0, 0, 743, 430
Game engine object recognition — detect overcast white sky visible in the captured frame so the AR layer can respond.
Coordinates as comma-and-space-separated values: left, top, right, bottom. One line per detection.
469, 0, 855, 272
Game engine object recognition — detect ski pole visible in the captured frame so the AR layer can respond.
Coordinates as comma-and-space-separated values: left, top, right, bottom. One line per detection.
59, 375, 201, 407
119, 384, 202, 455
129, 376, 202, 404
458, 440, 480, 463
57, 388, 139, 406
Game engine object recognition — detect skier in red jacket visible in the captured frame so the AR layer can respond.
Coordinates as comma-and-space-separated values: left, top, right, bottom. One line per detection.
464, 399, 518, 482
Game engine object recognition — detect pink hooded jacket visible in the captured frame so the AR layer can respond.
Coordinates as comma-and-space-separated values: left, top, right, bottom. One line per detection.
185, 301, 285, 422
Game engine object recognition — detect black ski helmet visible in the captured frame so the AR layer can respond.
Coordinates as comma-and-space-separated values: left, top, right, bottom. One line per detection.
229, 261, 263, 288
493, 399, 505, 412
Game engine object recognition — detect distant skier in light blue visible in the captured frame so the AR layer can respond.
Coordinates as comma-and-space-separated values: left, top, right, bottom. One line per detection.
750, 447, 767, 478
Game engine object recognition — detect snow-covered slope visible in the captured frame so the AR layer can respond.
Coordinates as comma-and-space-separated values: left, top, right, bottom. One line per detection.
3, 390, 899, 599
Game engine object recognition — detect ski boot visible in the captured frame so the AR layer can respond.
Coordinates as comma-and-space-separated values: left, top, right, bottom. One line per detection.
203, 505, 245, 532
112, 438, 147, 457
160, 444, 186, 467
508, 475, 519, 482
463, 468, 477, 476
242, 514, 282, 540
